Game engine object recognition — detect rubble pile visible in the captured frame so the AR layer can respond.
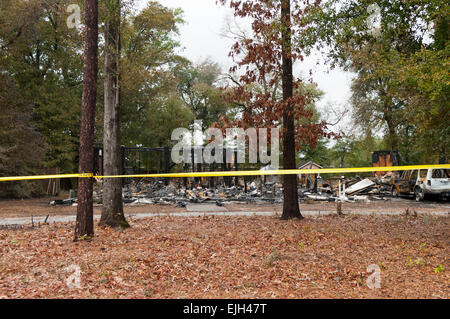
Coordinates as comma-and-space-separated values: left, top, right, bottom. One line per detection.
50, 174, 396, 206
312, 174, 394, 202
119, 179, 284, 206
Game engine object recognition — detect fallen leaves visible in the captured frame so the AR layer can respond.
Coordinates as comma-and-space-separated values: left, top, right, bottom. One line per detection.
0, 215, 448, 299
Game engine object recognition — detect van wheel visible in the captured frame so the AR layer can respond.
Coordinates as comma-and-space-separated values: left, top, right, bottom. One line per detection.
415, 187, 424, 202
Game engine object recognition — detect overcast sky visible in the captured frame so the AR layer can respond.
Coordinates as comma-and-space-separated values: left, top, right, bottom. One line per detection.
135, 0, 355, 133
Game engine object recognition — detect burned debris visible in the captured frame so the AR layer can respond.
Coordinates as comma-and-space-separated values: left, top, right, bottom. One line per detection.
299, 173, 394, 203
119, 177, 284, 206
50, 172, 398, 207
48, 146, 433, 207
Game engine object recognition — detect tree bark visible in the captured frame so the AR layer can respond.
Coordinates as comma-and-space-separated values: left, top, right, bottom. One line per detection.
387, 123, 398, 151
74, 0, 98, 241
99, 0, 129, 228
280, 0, 302, 220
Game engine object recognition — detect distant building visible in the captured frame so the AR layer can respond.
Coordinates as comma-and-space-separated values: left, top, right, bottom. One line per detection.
297, 161, 323, 188
372, 150, 401, 176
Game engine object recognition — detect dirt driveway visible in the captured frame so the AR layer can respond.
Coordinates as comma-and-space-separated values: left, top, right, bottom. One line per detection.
0, 193, 448, 220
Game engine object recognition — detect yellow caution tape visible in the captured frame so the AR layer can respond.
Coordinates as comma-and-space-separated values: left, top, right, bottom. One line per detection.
0, 165, 448, 182
95, 164, 450, 179
0, 173, 92, 182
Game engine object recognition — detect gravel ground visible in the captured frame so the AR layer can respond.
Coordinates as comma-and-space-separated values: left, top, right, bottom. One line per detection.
0, 194, 449, 220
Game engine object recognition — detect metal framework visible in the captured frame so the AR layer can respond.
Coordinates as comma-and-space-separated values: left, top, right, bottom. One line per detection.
94, 145, 172, 184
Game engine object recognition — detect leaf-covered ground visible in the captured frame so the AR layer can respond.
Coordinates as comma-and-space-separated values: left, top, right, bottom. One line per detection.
0, 215, 448, 298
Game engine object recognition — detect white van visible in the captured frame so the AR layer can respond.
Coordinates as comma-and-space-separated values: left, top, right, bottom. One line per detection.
392, 169, 450, 201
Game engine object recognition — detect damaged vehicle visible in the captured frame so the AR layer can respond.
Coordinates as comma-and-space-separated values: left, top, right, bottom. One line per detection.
391, 169, 450, 201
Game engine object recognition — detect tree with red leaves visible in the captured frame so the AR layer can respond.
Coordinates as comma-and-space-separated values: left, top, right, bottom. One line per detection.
218, 0, 329, 219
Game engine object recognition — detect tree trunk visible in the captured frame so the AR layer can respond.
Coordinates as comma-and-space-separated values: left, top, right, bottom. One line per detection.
387, 122, 398, 151
99, 0, 129, 228
439, 146, 446, 164
74, 0, 98, 241
383, 105, 398, 151
280, 0, 302, 220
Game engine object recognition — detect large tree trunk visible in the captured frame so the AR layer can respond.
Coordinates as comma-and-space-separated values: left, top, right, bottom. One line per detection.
99, 0, 129, 228
382, 100, 398, 151
74, 0, 98, 241
387, 122, 398, 151
280, 0, 302, 220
